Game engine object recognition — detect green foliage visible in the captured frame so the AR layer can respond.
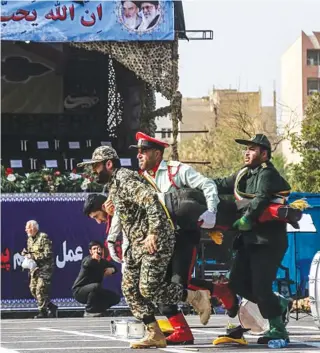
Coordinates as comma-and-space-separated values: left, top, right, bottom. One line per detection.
288, 93, 320, 192
271, 153, 288, 180
1, 166, 103, 193
179, 126, 289, 179
178, 128, 244, 178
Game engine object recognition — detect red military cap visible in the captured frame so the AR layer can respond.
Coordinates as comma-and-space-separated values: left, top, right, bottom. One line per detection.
129, 132, 170, 151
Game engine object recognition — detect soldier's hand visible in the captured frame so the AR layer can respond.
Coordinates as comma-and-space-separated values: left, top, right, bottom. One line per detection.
108, 243, 122, 263
91, 252, 101, 262
198, 210, 217, 229
104, 268, 115, 277
208, 230, 223, 245
103, 199, 115, 216
141, 234, 157, 254
233, 216, 252, 231
21, 248, 28, 256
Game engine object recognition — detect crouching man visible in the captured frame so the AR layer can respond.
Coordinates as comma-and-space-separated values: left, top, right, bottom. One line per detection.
72, 240, 120, 317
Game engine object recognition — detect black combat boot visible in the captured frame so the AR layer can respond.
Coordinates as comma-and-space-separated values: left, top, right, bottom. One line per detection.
48, 302, 58, 318
227, 295, 239, 318
34, 309, 48, 319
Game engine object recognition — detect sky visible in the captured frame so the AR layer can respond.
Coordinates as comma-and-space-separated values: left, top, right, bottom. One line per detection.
157, 0, 320, 107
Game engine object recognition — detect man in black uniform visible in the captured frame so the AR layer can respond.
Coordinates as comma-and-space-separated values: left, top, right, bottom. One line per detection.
72, 240, 120, 317
214, 134, 291, 343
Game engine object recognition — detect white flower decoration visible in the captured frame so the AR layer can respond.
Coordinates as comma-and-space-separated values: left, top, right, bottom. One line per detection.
7, 174, 16, 182
69, 173, 82, 181
80, 179, 90, 191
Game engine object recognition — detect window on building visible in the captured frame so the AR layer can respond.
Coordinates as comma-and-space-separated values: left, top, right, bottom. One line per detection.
307, 78, 320, 95
161, 128, 171, 138
307, 50, 320, 66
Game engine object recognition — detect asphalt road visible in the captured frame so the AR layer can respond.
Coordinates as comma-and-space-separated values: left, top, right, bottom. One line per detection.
1, 314, 319, 353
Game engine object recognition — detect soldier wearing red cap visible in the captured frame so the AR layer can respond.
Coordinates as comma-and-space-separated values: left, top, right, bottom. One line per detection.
129, 132, 236, 345
78, 146, 212, 349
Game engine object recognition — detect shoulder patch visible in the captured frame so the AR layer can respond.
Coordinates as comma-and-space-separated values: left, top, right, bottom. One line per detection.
261, 162, 268, 169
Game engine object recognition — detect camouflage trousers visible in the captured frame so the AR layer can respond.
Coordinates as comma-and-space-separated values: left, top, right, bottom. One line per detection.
122, 245, 185, 321
29, 269, 52, 311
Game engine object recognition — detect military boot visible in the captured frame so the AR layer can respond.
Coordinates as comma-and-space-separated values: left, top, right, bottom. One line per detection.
48, 302, 58, 318
34, 309, 48, 319
226, 295, 239, 318
279, 295, 292, 325
186, 289, 212, 325
166, 313, 194, 345
130, 321, 167, 349
257, 316, 289, 344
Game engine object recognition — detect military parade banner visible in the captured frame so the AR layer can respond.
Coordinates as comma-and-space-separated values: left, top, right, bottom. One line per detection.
0, 193, 122, 306
0, 1, 174, 42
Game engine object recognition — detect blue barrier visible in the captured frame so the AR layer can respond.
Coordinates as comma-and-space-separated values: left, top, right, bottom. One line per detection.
278, 192, 320, 295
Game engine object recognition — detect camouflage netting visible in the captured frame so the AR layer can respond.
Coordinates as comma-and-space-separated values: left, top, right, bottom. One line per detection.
140, 84, 157, 135
72, 38, 181, 159
107, 57, 124, 137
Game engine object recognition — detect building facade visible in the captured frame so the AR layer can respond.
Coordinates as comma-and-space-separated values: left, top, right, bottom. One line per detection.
155, 88, 277, 145
281, 31, 320, 163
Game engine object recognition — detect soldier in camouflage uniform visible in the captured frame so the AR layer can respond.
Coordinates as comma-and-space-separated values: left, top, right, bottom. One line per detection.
22, 220, 58, 318
78, 147, 212, 349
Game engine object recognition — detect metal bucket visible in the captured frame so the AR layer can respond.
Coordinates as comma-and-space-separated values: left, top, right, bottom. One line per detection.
110, 319, 145, 339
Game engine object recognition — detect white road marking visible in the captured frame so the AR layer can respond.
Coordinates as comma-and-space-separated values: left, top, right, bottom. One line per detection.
305, 342, 320, 348
1, 335, 81, 339
73, 330, 111, 333
292, 340, 320, 348
191, 328, 320, 339
37, 328, 132, 343
26, 325, 319, 353
1, 326, 112, 330
161, 348, 201, 353
3, 347, 128, 351
288, 325, 320, 330
36, 328, 202, 353
0, 348, 21, 353
33, 328, 215, 353
1, 340, 106, 344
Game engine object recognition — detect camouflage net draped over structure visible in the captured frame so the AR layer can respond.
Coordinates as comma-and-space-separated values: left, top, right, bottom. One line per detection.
140, 84, 157, 135
72, 39, 182, 160
107, 57, 124, 137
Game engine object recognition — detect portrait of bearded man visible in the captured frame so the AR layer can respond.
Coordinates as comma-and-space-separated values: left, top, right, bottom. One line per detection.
120, 1, 142, 30
137, 1, 161, 32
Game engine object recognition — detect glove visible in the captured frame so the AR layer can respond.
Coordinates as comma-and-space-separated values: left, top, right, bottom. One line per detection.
108, 242, 122, 263
198, 210, 217, 229
21, 257, 37, 270
233, 216, 252, 231
208, 231, 223, 245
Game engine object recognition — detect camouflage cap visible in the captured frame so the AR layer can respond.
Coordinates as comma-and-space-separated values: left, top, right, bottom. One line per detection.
77, 146, 119, 167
